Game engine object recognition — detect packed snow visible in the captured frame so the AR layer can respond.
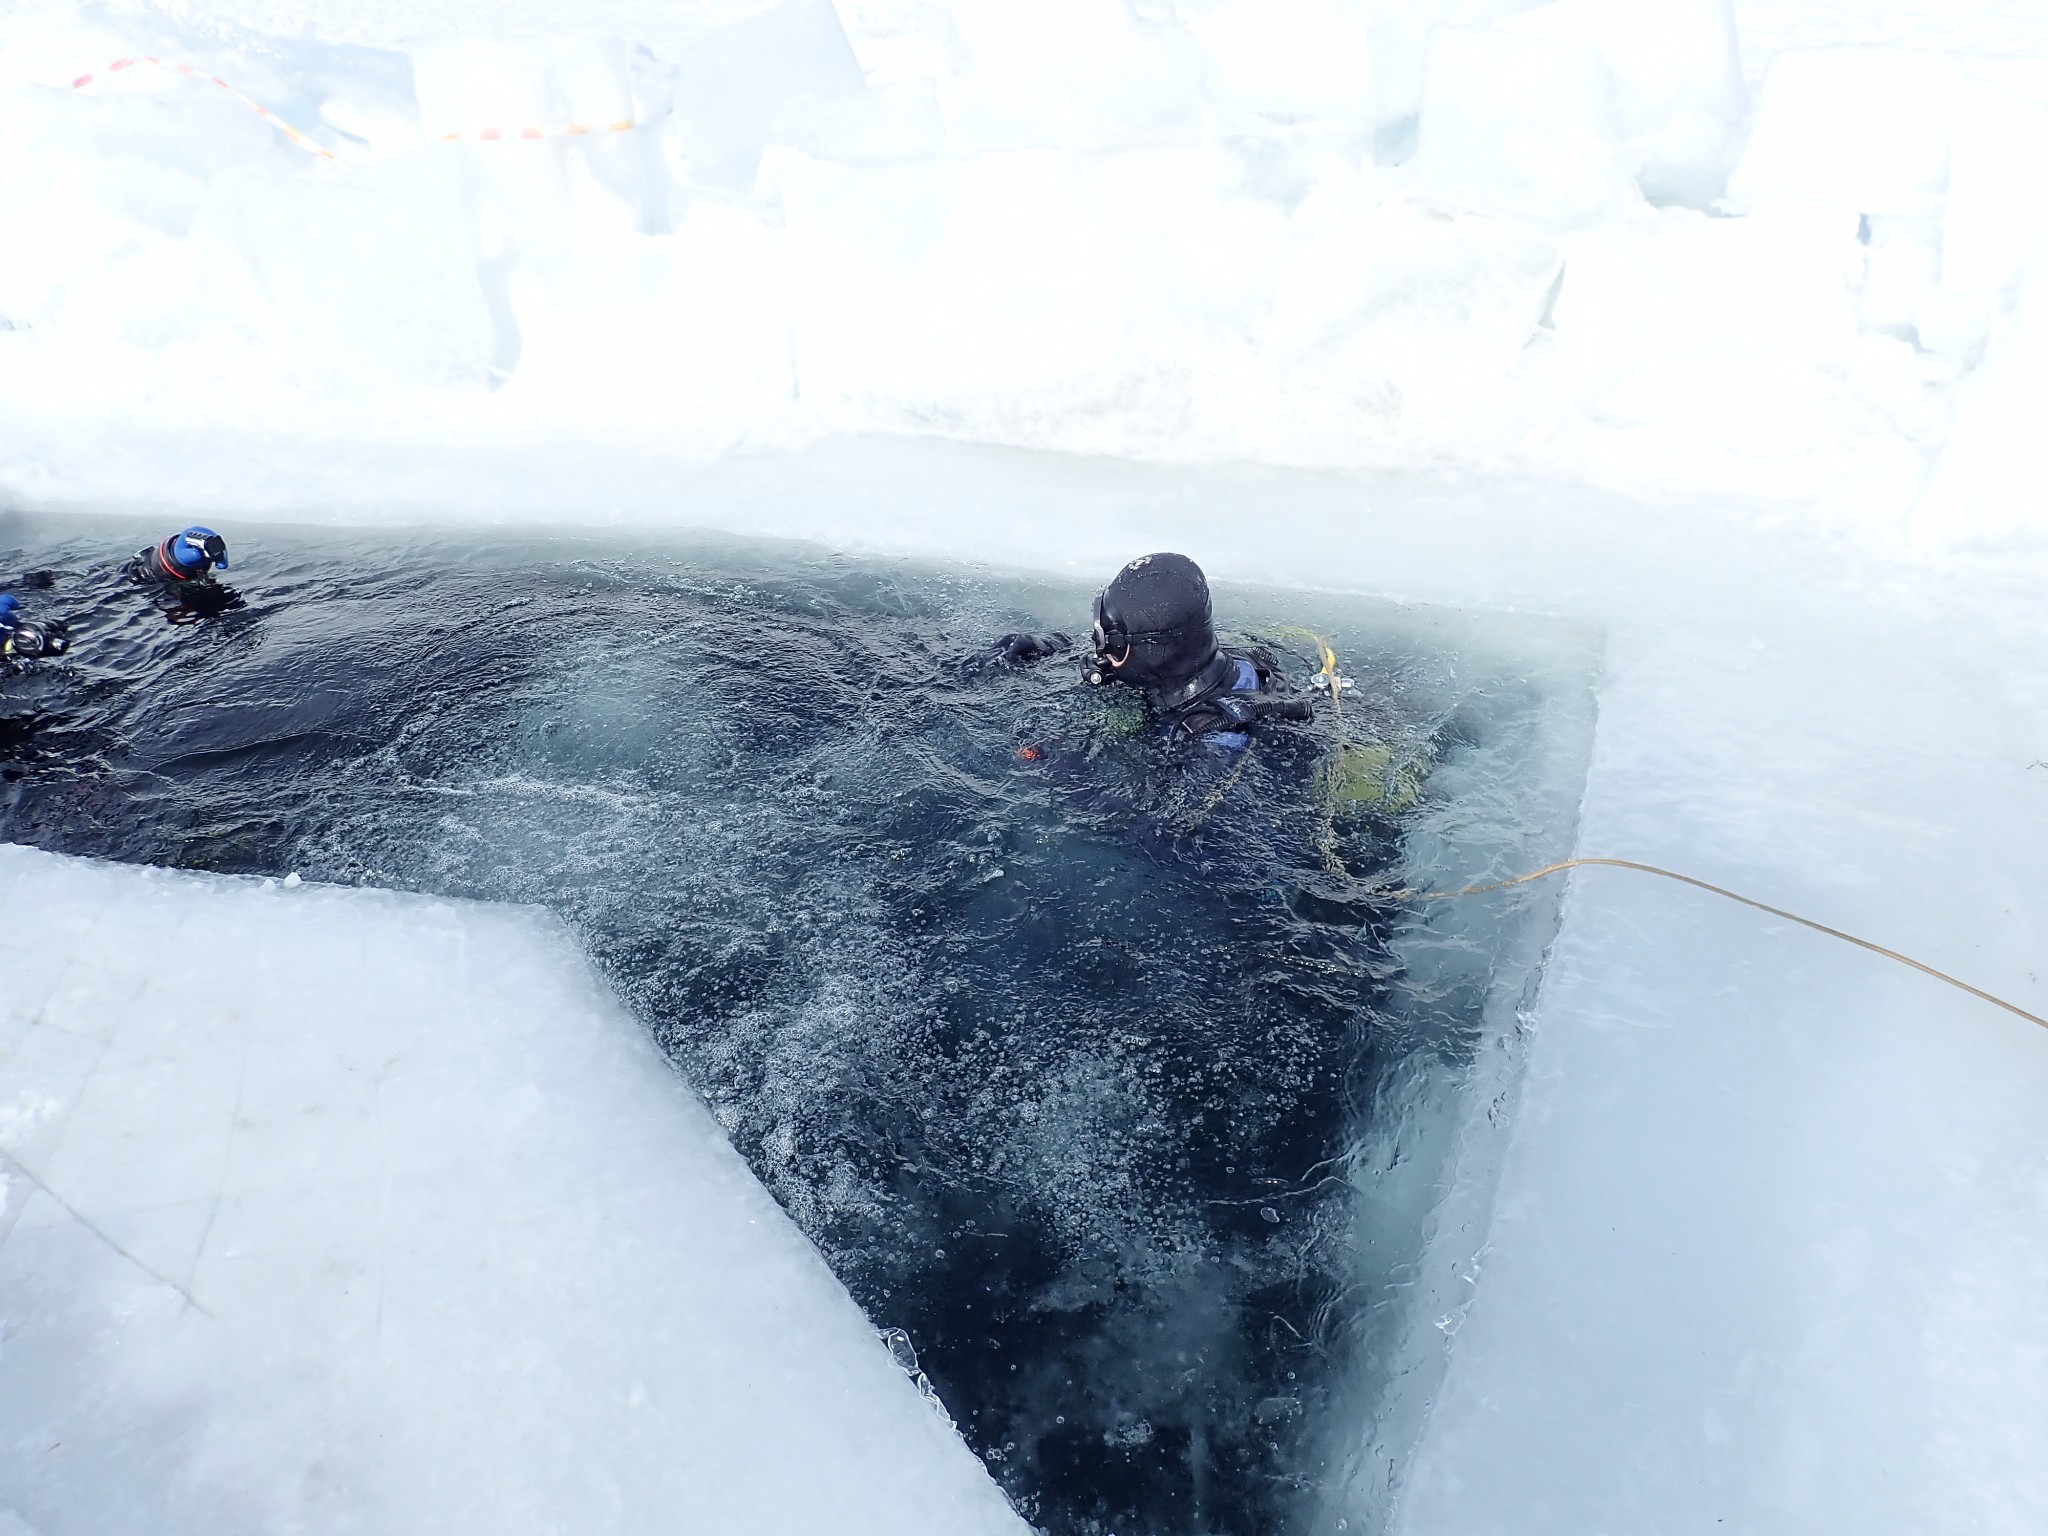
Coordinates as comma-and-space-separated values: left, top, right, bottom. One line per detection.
0, 843, 1024, 1536
0, 0, 2044, 534
2, 0, 2047, 1532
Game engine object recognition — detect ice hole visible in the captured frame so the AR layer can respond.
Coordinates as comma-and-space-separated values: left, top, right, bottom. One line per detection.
0, 515, 1597, 1535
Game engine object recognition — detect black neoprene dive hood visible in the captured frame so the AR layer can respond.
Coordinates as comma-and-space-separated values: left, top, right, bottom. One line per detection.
1090, 553, 1220, 691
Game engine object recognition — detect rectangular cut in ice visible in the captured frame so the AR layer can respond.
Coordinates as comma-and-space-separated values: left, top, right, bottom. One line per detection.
0, 844, 1026, 1536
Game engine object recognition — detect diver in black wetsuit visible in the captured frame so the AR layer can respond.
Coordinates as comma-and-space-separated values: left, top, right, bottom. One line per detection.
123, 526, 241, 624
981, 552, 1315, 749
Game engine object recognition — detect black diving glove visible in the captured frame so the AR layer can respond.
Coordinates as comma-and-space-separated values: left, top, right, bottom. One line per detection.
972, 631, 1073, 670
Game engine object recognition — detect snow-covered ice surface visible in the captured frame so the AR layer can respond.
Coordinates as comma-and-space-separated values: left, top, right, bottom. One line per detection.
3, 0, 2048, 1530
1735, 1, 2048, 77
0, 0, 2045, 537
0, 842, 1025, 1536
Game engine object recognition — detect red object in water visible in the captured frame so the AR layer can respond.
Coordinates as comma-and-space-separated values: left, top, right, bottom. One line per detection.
1016, 746, 1041, 762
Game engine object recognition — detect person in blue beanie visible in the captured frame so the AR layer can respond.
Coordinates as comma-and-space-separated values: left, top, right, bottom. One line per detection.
127, 526, 230, 585
124, 526, 240, 623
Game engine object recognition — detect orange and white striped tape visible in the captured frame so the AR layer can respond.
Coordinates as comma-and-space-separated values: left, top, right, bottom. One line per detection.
69, 54, 640, 160
70, 55, 339, 161
438, 120, 637, 143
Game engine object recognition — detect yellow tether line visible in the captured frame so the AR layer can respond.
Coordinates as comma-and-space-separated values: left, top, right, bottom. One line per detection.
1390, 857, 2048, 1033
1277, 627, 1350, 874
1284, 631, 2041, 1032
1269, 624, 1342, 725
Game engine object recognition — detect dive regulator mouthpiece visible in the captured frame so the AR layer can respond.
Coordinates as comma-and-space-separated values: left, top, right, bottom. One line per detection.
4, 616, 68, 659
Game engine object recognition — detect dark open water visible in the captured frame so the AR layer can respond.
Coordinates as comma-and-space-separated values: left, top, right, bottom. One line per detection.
0, 514, 1595, 1536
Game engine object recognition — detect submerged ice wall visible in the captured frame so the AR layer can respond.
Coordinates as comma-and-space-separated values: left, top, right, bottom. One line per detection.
0, 843, 1026, 1536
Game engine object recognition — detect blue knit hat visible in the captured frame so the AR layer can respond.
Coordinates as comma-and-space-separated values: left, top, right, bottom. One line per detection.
160, 527, 229, 576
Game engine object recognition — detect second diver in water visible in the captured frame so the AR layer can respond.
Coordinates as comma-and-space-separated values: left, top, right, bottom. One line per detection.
0, 591, 70, 663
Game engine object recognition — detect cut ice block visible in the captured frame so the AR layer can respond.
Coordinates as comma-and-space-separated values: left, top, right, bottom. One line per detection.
0, 844, 1024, 1536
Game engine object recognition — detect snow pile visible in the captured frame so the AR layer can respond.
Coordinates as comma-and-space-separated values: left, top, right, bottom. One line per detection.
0, 0, 2042, 533
0, 843, 1024, 1536
1412, 0, 1744, 220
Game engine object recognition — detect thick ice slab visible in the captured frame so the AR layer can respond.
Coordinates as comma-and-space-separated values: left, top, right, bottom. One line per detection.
0, 843, 1025, 1536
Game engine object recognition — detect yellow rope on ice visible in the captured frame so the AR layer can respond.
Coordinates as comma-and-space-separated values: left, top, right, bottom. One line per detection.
1272, 627, 1357, 876
1390, 857, 2048, 1033
1264, 628, 2041, 1035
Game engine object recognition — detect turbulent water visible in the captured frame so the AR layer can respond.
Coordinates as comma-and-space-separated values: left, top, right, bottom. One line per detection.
0, 515, 1594, 1536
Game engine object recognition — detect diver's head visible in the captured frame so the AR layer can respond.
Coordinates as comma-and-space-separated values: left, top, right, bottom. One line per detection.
159, 526, 229, 579
1087, 552, 1219, 691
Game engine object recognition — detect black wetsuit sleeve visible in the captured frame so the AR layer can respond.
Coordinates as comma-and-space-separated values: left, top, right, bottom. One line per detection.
969, 632, 1074, 670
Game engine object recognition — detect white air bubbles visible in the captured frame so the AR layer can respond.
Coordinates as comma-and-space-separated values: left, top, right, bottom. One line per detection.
1106, 1417, 1155, 1447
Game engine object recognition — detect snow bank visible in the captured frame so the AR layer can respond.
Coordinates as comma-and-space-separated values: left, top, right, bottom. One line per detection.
1910, 266, 2048, 546
1501, 0, 1746, 206
0, 844, 1024, 1536
1413, 24, 1636, 226
669, 0, 866, 186
1189, 0, 1373, 124
1942, 74, 2048, 295
1728, 48, 1960, 218
1410, 0, 1744, 222
411, 36, 636, 144
1, 1, 2044, 530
